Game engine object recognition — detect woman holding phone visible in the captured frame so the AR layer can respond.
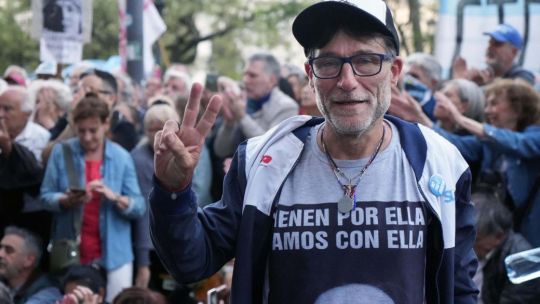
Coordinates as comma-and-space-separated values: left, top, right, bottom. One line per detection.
40, 94, 145, 302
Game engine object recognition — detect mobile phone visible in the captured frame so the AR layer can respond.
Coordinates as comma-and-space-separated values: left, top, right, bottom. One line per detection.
205, 74, 219, 92
207, 285, 229, 304
69, 187, 86, 195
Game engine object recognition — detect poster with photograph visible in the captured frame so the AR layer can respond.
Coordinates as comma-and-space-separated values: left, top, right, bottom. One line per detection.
31, 0, 93, 64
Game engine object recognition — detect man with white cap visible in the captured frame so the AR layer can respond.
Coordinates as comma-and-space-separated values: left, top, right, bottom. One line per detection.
150, 1, 478, 303
453, 23, 534, 86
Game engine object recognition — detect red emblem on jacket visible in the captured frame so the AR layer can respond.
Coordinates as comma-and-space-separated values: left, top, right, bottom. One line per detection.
261, 155, 272, 164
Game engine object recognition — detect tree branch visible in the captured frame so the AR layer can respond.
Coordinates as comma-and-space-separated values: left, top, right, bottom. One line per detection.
176, 15, 255, 55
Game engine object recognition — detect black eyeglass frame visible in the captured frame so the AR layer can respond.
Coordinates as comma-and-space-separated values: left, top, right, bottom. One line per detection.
308, 53, 395, 79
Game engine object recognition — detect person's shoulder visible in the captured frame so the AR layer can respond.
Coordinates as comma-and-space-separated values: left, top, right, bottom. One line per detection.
53, 137, 78, 154
388, 116, 467, 168
106, 139, 132, 158
419, 124, 465, 157
246, 115, 316, 152
524, 125, 540, 132
505, 65, 535, 85
130, 141, 150, 157
28, 121, 51, 138
272, 87, 299, 108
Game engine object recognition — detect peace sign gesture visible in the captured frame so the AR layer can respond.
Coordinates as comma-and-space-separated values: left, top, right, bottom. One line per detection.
154, 83, 222, 191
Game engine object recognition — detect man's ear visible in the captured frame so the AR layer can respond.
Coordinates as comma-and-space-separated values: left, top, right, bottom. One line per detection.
511, 46, 519, 58
104, 117, 111, 130
23, 254, 36, 269
390, 57, 404, 86
304, 62, 315, 89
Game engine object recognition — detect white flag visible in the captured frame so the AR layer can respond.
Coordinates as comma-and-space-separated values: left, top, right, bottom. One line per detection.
143, 0, 166, 76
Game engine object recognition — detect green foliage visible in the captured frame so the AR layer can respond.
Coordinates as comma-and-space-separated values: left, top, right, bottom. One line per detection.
208, 34, 243, 79
0, 2, 39, 73
388, 0, 438, 54
161, 0, 309, 77
82, 0, 119, 60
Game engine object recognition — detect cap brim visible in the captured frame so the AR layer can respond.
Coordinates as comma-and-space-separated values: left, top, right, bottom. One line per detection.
483, 31, 509, 43
293, 2, 398, 55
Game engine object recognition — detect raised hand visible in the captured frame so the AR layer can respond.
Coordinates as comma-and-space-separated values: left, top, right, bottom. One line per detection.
154, 83, 222, 191
452, 56, 468, 79
434, 91, 461, 122
58, 285, 101, 304
0, 118, 12, 156
389, 86, 432, 127
467, 67, 493, 86
218, 77, 244, 125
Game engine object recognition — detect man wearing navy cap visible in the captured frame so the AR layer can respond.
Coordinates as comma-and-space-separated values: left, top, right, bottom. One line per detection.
454, 23, 534, 85
150, 1, 478, 303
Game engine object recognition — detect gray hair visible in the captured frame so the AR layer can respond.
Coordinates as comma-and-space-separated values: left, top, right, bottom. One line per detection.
451, 79, 486, 122
3, 65, 27, 80
29, 79, 72, 112
163, 69, 192, 91
405, 53, 442, 88
143, 104, 179, 130
446, 79, 485, 122
248, 53, 281, 80
2, 86, 33, 113
3, 226, 43, 269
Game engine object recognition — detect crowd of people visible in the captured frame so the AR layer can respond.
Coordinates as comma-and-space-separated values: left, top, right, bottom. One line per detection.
1, 0, 540, 303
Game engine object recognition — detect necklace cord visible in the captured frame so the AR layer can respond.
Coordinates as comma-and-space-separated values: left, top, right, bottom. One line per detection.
321, 122, 386, 197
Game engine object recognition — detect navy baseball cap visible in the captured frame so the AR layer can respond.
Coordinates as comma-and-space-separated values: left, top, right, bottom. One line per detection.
292, 0, 400, 56
483, 24, 523, 49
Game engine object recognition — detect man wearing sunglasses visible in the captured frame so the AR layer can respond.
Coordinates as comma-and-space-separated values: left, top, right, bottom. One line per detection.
150, 1, 478, 303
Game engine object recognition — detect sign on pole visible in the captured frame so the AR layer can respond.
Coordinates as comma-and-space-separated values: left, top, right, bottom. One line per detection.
31, 0, 93, 64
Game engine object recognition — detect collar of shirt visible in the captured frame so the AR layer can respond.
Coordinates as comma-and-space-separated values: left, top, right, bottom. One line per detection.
247, 91, 272, 114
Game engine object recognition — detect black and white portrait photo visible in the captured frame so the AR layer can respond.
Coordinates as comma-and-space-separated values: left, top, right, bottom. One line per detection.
43, 0, 82, 36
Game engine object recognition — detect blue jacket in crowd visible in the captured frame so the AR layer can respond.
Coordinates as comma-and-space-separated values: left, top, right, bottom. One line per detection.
435, 124, 540, 247
40, 138, 145, 271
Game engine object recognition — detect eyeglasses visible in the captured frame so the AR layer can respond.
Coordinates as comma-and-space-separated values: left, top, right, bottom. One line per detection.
75, 85, 113, 96
308, 53, 394, 79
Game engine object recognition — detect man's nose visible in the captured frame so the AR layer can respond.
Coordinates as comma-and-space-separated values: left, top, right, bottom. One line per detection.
337, 63, 358, 91
82, 132, 92, 141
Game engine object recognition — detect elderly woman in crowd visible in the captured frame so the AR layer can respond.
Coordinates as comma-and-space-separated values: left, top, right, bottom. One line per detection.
431, 79, 485, 134
40, 94, 145, 302
30, 79, 72, 131
433, 79, 540, 247
390, 78, 485, 134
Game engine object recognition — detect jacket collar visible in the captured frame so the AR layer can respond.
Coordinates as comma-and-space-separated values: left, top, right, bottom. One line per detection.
292, 115, 427, 182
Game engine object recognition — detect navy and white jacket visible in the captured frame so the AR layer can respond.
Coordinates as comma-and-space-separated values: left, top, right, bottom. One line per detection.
150, 115, 478, 304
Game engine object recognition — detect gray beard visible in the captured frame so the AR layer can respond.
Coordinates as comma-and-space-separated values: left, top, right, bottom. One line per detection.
316, 84, 391, 138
